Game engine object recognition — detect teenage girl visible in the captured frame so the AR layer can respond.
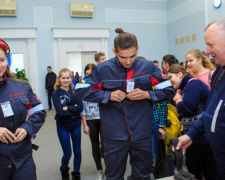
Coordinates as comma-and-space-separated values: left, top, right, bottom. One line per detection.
81, 63, 104, 180
168, 64, 216, 180
185, 49, 215, 88
52, 68, 83, 180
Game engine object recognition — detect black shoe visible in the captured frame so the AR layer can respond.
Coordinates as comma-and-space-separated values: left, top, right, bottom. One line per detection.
127, 175, 133, 180
48, 108, 52, 111
62, 176, 70, 180
60, 167, 70, 180
71, 172, 81, 180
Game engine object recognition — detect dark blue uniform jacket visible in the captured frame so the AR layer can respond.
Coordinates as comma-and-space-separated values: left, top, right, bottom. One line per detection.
187, 66, 225, 178
0, 77, 46, 169
75, 57, 175, 141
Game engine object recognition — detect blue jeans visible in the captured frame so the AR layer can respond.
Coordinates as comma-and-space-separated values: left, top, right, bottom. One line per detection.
151, 123, 159, 162
57, 120, 82, 173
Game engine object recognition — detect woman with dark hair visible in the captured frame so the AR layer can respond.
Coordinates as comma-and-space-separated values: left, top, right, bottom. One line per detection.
0, 38, 46, 180
52, 68, 83, 180
81, 63, 104, 180
168, 64, 216, 180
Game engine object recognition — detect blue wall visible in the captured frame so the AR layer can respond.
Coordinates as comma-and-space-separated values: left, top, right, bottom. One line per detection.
167, 0, 206, 62
1, 0, 225, 63
1, 0, 225, 108
167, 0, 225, 62
205, 0, 225, 24
0, 0, 168, 61
0, 0, 169, 108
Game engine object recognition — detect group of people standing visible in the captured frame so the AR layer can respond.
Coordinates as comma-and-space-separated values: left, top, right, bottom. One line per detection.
1, 17, 225, 180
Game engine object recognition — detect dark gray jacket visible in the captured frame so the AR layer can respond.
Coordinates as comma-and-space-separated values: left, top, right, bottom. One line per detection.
45, 72, 56, 89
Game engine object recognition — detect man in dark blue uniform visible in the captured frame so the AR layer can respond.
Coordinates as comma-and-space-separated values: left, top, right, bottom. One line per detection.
76, 28, 174, 180
176, 18, 225, 179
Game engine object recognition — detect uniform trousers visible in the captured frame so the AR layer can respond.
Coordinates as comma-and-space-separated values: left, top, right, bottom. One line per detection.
0, 156, 36, 180
104, 136, 152, 180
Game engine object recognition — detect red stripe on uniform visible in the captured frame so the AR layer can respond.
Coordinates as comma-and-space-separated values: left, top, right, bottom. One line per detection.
27, 98, 33, 110
35, 95, 42, 103
29, 113, 34, 118
127, 69, 134, 81
151, 76, 160, 86
92, 83, 102, 90
161, 72, 166, 79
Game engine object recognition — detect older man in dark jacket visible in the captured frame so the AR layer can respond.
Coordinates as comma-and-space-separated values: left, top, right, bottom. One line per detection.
176, 17, 225, 179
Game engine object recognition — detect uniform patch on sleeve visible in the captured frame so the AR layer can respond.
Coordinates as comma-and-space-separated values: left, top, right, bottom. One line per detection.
35, 95, 42, 103
81, 77, 87, 84
75, 83, 91, 89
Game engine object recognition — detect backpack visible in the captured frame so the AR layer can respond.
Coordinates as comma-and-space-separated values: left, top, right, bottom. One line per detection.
165, 104, 183, 153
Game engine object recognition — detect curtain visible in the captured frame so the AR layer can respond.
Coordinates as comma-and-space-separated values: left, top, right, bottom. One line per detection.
67, 52, 82, 76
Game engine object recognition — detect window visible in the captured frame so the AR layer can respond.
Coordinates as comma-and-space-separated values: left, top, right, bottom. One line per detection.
8, 54, 24, 73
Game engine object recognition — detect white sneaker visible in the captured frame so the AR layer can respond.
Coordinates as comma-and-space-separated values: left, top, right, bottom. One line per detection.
96, 170, 104, 180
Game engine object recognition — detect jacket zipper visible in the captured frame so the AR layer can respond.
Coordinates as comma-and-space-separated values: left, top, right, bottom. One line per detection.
6, 144, 17, 169
124, 68, 134, 141
124, 103, 132, 142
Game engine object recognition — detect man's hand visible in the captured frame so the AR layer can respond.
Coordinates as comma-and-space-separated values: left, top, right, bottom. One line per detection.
0, 127, 16, 144
175, 135, 192, 155
126, 88, 150, 100
46, 89, 48, 93
110, 90, 126, 102
14, 128, 27, 143
63, 106, 68, 110
159, 128, 166, 140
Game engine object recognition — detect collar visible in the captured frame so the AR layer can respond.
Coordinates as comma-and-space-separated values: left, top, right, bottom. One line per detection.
115, 56, 122, 67
0, 73, 7, 85
115, 56, 137, 71
178, 75, 192, 90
